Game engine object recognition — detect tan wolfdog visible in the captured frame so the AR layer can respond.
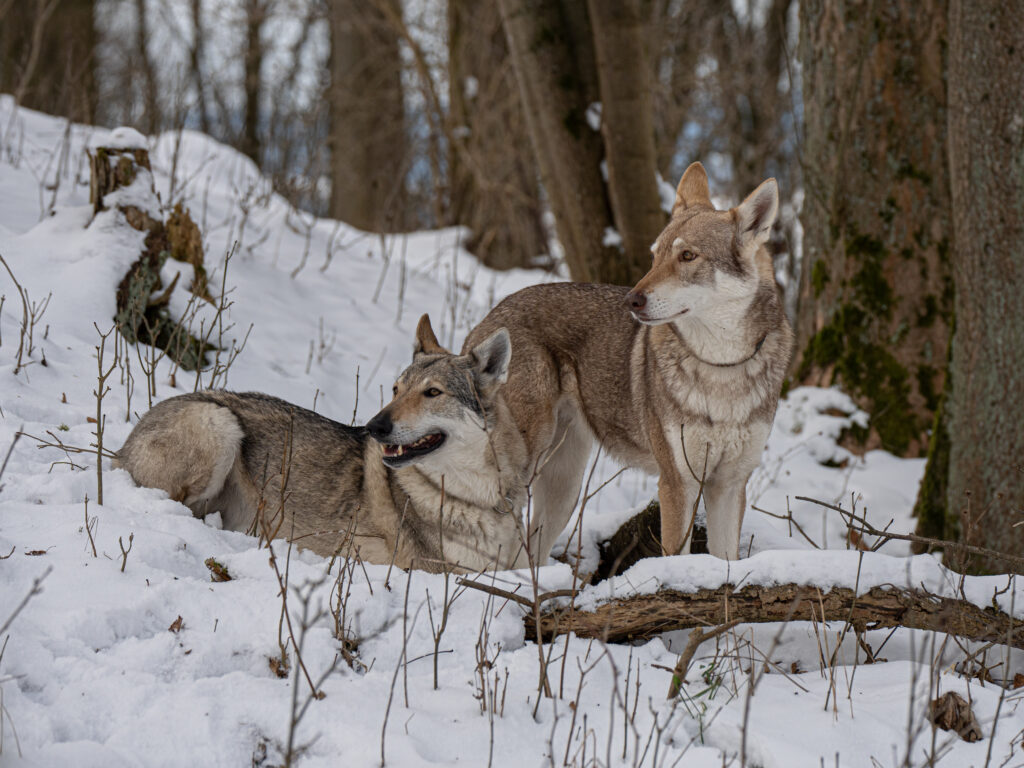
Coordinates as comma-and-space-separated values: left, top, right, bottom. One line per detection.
462, 162, 794, 560
115, 325, 532, 572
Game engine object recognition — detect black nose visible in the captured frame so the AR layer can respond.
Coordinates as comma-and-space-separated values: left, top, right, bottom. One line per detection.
626, 291, 647, 311
366, 410, 393, 441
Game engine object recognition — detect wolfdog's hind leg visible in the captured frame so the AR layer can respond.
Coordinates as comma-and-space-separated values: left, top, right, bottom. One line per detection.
529, 406, 592, 563
117, 399, 244, 514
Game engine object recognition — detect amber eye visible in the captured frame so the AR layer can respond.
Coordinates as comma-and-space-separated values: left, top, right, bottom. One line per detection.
424, 387, 442, 398
679, 249, 697, 262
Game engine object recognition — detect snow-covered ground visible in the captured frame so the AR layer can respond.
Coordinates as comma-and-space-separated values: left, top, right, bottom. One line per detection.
2, 97, 1023, 767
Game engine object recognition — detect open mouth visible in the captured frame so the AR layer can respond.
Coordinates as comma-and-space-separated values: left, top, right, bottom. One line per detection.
381, 432, 446, 466
634, 308, 689, 325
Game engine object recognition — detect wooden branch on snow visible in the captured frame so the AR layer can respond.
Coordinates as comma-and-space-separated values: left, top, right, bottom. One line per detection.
524, 581, 1024, 649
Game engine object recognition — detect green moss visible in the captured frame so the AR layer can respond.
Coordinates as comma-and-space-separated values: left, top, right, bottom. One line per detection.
912, 379, 954, 547
115, 155, 136, 186
798, 301, 917, 454
916, 365, 939, 411
811, 260, 830, 297
844, 228, 895, 317
114, 229, 213, 372
879, 196, 898, 225
917, 294, 939, 327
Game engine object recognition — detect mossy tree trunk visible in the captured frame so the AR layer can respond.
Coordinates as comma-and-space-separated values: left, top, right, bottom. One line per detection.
940, 0, 1024, 571
447, 0, 547, 271
794, 0, 952, 457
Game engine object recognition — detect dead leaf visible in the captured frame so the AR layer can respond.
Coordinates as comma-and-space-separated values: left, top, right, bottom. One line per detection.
929, 691, 982, 742
86, 416, 97, 424
269, 655, 289, 678
25, 549, 47, 556
204, 557, 232, 582
1014, 673, 1024, 689
168, 615, 184, 633
821, 407, 852, 418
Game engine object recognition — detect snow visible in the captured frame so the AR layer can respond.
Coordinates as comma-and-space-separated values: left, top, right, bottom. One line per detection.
89, 126, 148, 151
2, 96, 1024, 767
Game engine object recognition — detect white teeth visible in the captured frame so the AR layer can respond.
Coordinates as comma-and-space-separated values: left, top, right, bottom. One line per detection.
397, 446, 404, 456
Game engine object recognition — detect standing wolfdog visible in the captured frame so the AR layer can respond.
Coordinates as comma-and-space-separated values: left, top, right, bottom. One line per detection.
115, 323, 531, 572
464, 162, 794, 560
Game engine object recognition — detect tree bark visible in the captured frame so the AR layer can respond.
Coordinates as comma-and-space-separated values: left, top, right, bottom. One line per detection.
525, 582, 1024, 647
447, 0, 546, 270
327, 0, 407, 232
188, 0, 210, 135
497, 0, 623, 283
943, 0, 1024, 571
587, 0, 666, 279
0, 0, 97, 123
134, 0, 159, 134
239, 0, 268, 164
793, 0, 952, 457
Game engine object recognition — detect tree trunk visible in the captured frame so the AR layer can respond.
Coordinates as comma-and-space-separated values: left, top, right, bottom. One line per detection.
327, 0, 406, 232
188, 0, 210, 135
0, 0, 97, 123
447, 0, 547, 270
793, 0, 952, 457
497, 0, 623, 283
943, 0, 1024, 572
239, 0, 267, 164
587, 0, 666, 279
134, 0, 159, 134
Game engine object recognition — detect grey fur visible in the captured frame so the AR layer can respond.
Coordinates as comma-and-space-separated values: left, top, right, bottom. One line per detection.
116, 336, 531, 572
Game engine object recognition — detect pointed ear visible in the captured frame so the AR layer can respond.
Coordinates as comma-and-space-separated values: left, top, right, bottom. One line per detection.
469, 328, 511, 391
413, 314, 448, 357
673, 161, 712, 213
734, 178, 779, 248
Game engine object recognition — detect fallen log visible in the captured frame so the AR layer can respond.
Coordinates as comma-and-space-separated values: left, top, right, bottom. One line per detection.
525, 581, 1024, 647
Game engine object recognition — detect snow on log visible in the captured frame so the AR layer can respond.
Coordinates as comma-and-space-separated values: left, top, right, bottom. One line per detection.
521, 550, 1024, 647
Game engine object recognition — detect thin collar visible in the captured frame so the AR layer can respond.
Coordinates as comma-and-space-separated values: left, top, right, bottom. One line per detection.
668, 324, 768, 367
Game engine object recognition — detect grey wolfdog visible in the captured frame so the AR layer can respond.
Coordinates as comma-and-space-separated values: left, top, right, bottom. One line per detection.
464, 162, 794, 560
115, 324, 531, 572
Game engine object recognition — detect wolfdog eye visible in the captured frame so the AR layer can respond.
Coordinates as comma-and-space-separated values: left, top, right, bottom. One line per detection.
424, 387, 442, 398
679, 249, 697, 262
392, 385, 398, 396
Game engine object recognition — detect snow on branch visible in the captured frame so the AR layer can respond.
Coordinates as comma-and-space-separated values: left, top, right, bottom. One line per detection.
510, 549, 1024, 648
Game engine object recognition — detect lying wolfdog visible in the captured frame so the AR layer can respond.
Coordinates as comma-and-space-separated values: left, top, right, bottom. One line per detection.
115, 324, 530, 572
464, 162, 794, 560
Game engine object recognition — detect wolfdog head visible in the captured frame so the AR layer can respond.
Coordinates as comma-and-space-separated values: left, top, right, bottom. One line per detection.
366, 315, 511, 470
625, 161, 779, 325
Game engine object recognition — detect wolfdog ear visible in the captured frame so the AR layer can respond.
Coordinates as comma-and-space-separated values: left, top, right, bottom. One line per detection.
469, 328, 511, 391
413, 314, 449, 357
673, 162, 712, 213
734, 178, 779, 248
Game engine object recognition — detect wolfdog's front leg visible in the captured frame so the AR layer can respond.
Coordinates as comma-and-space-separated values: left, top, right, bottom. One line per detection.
650, 426, 696, 556
703, 479, 745, 560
